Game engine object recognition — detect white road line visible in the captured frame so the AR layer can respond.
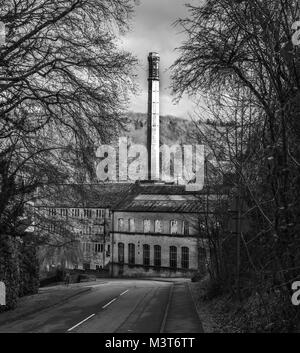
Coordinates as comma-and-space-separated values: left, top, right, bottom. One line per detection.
67, 289, 129, 332
102, 298, 117, 309
67, 313, 95, 332
120, 289, 129, 296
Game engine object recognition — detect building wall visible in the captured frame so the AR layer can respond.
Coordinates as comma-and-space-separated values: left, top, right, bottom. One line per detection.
111, 211, 208, 278
39, 206, 111, 271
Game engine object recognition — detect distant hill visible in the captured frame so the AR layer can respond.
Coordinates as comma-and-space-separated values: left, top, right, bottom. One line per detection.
119, 112, 200, 146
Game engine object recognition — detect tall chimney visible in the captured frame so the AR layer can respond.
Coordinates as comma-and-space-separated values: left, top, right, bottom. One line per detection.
147, 52, 160, 181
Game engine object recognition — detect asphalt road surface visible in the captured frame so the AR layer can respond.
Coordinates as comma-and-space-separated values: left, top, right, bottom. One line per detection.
0, 279, 175, 333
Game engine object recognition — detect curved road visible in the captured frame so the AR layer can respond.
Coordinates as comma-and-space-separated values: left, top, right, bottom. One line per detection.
0, 280, 174, 333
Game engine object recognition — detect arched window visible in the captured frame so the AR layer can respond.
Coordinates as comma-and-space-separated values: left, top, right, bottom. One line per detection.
154, 245, 161, 267
143, 244, 150, 266
128, 243, 135, 265
170, 246, 177, 268
118, 243, 124, 264
181, 247, 189, 269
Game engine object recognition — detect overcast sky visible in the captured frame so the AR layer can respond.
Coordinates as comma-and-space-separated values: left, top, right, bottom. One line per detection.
120, 0, 199, 119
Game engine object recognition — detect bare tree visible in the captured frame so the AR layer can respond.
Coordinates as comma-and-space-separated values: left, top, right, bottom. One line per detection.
0, 0, 137, 238
172, 0, 300, 331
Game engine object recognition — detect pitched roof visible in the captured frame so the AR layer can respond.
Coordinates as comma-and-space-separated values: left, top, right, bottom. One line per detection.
112, 181, 227, 213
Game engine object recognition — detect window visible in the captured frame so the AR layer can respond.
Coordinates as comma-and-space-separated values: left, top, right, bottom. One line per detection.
170, 220, 178, 234
129, 219, 135, 232
155, 220, 162, 233
118, 218, 124, 231
170, 246, 177, 268
154, 245, 161, 267
72, 209, 80, 218
96, 209, 104, 218
96, 226, 104, 234
143, 219, 151, 233
128, 243, 135, 265
181, 247, 189, 269
49, 208, 57, 216
143, 244, 150, 266
60, 208, 68, 217
84, 209, 92, 218
82, 242, 92, 253
118, 243, 124, 264
94, 243, 103, 253
84, 225, 91, 235
182, 221, 189, 235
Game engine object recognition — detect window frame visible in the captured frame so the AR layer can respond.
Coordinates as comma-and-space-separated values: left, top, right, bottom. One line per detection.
169, 246, 177, 268
118, 243, 124, 264
155, 220, 162, 233
143, 219, 151, 233
181, 247, 189, 269
154, 245, 161, 268
143, 244, 150, 267
170, 220, 178, 234
118, 218, 124, 231
128, 243, 135, 265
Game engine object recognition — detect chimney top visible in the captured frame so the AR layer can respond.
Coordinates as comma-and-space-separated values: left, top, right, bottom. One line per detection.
148, 52, 160, 81
148, 52, 159, 58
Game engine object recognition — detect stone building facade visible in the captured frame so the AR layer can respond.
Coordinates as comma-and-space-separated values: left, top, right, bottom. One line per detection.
110, 182, 210, 278
36, 183, 132, 272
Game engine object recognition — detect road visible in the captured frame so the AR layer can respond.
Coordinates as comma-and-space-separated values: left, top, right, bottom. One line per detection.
0, 279, 180, 333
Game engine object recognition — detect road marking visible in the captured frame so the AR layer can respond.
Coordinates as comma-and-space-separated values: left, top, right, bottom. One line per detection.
120, 289, 129, 296
68, 289, 129, 331
102, 298, 117, 309
67, 313, 95, 332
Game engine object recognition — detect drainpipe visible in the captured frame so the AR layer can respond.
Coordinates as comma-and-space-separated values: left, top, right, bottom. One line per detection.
111, 209, 114, 278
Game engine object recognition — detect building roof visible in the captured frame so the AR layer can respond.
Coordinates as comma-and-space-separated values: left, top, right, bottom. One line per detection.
35, 181, 228, 213
36, 183, 134, 209
112, 181, 227, 213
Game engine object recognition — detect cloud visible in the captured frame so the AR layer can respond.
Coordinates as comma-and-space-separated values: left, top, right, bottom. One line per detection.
122, 0, 199, 118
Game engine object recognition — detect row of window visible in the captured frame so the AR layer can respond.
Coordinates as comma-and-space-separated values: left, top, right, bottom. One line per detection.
117, 218, 189, 235
48, 208, 105, 219
80, 225, 104, 235
118, 243, 190, 269
81, 242, 110, 254
46, 224, 104, 235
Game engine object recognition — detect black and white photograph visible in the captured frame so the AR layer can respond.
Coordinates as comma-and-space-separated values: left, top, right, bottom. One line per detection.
0, 0, 300, 339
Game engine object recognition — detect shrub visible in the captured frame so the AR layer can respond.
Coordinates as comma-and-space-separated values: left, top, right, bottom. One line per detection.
18, 236, 39, 297
0, 234, 20, 311
203, 279, 223, 300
